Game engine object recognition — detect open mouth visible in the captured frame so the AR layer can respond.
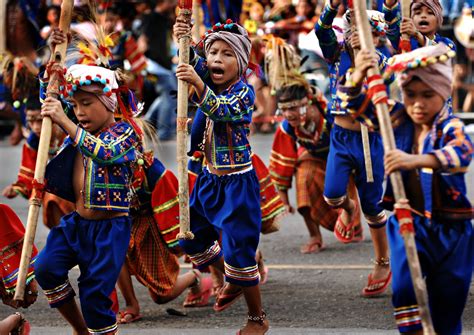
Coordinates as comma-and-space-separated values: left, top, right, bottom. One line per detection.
418, 20, 430, 27
79, 120, 91, 129
210, 67, 225, 80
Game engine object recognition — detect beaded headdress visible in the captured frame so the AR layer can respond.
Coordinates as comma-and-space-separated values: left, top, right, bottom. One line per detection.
264, 35, 327, 112
342, 10, 386, 40
385, 43, 455, 101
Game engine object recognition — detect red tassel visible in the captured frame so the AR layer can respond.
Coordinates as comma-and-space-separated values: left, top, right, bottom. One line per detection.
178, 0, 192, 10
399, 39, 411, 53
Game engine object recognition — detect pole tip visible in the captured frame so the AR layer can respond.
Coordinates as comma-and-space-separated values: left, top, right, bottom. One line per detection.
177, 231, 195, 240
178, 0, 193, 10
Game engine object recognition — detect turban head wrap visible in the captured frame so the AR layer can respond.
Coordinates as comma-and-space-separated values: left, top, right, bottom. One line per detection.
410, 0, 443, 28
203, 23, 252, 78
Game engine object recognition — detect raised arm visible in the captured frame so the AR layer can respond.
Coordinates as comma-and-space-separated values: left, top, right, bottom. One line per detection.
314, 0, 342, 64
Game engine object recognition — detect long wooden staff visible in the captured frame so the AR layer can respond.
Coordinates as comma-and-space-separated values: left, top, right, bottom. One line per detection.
347, 3, 374, 183
0, 0, 5, 55
399, 0, 412, 52
353, 1, 434, 333
176, 0, 194, 240
14, 0, 74, 302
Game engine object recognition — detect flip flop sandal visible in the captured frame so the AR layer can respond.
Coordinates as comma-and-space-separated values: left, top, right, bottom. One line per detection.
213, 285, 244, 312
300, 240, 326, 254
183, 277, 213, 307
117, 310, 143, 324
334, 202, 360, 243
10, 313, 30, 335
362, 271, 392, 297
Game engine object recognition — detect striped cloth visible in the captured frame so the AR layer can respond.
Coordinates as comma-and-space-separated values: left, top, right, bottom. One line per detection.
126, 214, 180, 299
295, 150, 360, 231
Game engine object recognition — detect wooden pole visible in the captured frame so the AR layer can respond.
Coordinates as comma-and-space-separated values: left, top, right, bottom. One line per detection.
14, 0, 74, 302
399, 0, 412, 52
353, 1, 435, 333
176, 0, 194, 240
192, 0, 201, 43
0, 0, 5, 53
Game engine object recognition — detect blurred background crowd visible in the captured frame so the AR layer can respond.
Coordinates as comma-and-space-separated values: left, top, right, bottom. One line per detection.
0, 0, 473, 145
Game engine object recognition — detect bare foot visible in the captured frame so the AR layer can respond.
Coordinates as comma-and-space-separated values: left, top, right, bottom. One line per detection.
117, 304, 141, 324
239, 318, 269, 334
300, 236, 325, 254
362, 258, 391, 297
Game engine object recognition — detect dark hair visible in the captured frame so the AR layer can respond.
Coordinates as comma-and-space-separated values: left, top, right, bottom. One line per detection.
26, 97, 42, 111
275, 84, 308, 103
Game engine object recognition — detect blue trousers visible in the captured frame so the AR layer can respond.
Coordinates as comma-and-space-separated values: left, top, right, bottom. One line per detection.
388, 214, 473, 334
323, 124, 386, 226
35, 212, 131, 335
180, 167, 261, 287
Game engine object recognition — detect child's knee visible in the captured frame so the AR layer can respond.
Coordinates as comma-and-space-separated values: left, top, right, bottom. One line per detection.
34, 254, 55, 287
324, 195, 347, 208
364, 210, 387, 229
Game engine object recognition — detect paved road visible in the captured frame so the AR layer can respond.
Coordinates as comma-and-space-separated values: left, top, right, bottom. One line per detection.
0, 133, 473, 334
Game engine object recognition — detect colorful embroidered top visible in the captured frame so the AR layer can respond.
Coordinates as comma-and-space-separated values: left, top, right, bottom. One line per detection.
270, 115, 332, 190
45, 121, 138, 212
314, 2, 395, 117
337, 75, 402, 131
188, 55, 255, 170
0, 204, 37, 296
388, 103, 472, 220
344, 92, 473, 220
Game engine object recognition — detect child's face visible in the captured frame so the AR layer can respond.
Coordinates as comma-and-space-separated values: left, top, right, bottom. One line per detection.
26, 109, 42, 137
403, 78, 445, 126
281, 99, 308, 127
47, 8, 59, 25
412, 5, 437, 36
296, 1, 311, 17
70, 90, 115, 133
207, 40, 240, 89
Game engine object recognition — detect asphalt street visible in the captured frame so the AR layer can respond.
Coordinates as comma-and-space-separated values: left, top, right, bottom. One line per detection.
0, 132, 473, 334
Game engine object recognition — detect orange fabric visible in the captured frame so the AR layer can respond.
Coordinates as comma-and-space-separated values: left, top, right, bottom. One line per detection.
269, 126, 297, 190
295, 152, 361, 231
252, 154, 285, 234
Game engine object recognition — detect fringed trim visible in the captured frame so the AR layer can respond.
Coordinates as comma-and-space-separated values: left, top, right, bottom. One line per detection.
188, 241, 222, 267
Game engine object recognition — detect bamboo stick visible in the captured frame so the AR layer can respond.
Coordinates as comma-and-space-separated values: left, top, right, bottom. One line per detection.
14, 0, 74, 302
353, 1, 435, 333
176, 0, 194, 240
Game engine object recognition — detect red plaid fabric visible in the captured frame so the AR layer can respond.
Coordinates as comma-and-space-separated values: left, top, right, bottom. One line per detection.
295, 150, 360, 231
126, 214, 180, 298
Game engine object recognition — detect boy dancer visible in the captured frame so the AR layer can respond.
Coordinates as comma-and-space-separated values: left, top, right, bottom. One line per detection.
315, 0, 392, 296
34, 31, 144, 334
174, 18, 268, 334
344, 43, 472, 334
265, 37, 362, 252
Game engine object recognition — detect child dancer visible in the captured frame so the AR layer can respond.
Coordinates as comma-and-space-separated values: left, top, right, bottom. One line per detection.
174, 18, 269, 334
315, 0, 392, 296
34, 30, 144, 334
343, 43, 473, 334
391, 0, 456, 52
265, 37, 362, 252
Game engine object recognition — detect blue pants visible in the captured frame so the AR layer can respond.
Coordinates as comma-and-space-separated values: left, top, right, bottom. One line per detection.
180, 168, 261, 287
35, 212, 131, 335
324, 124, 386, 226
388, 214, 473, 334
